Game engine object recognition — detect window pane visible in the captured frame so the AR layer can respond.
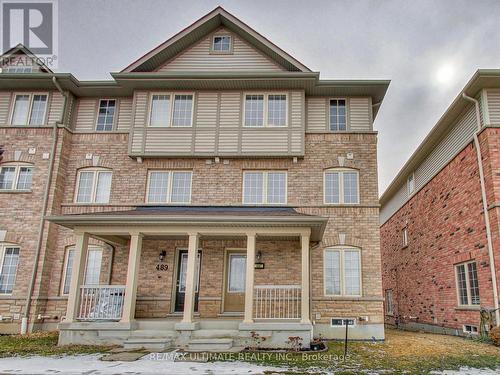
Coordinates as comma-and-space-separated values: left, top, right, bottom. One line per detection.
456, 264, 468, 305
213, 36, 231, 51
267, 172, 286, 204
228, 255, 246, 292
244, 95, 264, 127
468, 262, 480, 305
171, 171, 192, 203
96, 99, 116, 131
148, 171, 169, 203
267, 94, 287, 126
63, 249, 74, 295
150, 95, 170, 126
76, 171, 94, 203
324, 250, 341, 295
243, 172, 263, 204
172, 95, 193, 127
0, 247, 20, 294
0, 167, 16, 190
330, 99, 346, 131
179, 252, 201, 292
84, 249, 102, 285
325, 172, 340, 204
95, 171, 112, 203
343, 172, 359, 204
16, 167, 33, 190
344, 250, 360, 295
11, 95, 30, 125
29, 95, 48, 125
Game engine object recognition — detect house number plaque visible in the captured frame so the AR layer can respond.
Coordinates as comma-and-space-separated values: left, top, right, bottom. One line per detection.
156, 264, 169, 271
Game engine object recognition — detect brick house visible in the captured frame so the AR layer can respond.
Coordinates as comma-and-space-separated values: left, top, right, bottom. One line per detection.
0, 7, 389, 349
380, 71, 500, 336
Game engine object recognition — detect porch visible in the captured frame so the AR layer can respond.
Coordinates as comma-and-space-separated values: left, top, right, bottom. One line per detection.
50, 207, 327, 349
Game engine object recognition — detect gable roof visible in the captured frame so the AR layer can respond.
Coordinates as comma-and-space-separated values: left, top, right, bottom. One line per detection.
0, 44, 53, 73
122, 7, 311, 73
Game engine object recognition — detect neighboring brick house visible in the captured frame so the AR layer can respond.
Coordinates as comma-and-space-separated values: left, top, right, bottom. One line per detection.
380, 71, 500, 336
0, 7, 389, 349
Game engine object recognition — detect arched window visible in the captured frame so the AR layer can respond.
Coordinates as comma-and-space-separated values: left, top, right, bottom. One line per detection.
0, 162, 34, 191
0, 242, 20, 294
61, 246, 103, 295
74, 168, 112, 203
324, 168, 359, 204
324, 246, 361, 297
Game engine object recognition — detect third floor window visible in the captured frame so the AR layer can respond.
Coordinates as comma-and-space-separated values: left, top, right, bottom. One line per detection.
149, 94, 194, 127
244, 93, 287, 127
10, 93, 48, 126
96, 99, 116, 131
330, 99, 346, 131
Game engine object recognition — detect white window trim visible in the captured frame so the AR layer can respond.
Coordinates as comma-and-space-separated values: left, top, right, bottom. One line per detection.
323, 246, 362, 297
455, 260, 480, 307
402, 227, 408, 247
463, 324, 479, 335
227, 253, 246, 293
95, 98, 117, 131
147, 92, 195, 128
0, 162, 34, 192
210, 34, 233, 54
242, 92, 288, 128
242, 170, 288, 205
329, 97, 348, 132
74, 168, 113, 204
61, 246, 104, 295
145, 170, 193, 204
323, 168, 360, 205
3, 66, 33, 73
0, 242, 20, 295
407, 172, 415, 196
9, 92, 49, 126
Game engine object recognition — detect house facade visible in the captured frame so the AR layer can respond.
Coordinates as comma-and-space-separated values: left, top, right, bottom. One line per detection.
0, 8, 388, 349
380, 71, 500, 336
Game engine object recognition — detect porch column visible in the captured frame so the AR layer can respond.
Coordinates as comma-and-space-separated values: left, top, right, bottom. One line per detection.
65, 231, 89, 322
120, 232, 143, 323
244, 232, 256, 323
301, 231, 311, 324
182, 232, 199, 324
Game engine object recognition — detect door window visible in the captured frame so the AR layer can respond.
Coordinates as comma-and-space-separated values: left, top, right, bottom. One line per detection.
179, 252, 201, 292
228, 254, 246, 293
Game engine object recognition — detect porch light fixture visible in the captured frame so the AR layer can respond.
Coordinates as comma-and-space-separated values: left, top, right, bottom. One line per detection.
159, 250, 166, 262
256, 251, 262, 261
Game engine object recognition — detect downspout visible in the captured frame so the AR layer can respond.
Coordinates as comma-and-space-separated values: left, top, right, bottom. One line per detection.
21, 76, 67, 334
462, 92, 500, 326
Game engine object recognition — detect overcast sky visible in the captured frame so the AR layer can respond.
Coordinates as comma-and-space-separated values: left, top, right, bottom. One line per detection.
56, 0, 500, 193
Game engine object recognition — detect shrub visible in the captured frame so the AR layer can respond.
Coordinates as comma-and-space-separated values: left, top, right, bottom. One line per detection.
489, 326, 500, 346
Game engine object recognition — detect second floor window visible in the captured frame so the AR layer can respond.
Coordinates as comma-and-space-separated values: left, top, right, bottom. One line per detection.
0, 244, 20, 294
147, 170, 192, 204
0, 163, 33, 191
10, 93, 48, 125
324, 168, 359, 204
455, 261, 480, 306
75, 168, 112, 203
244, 93, 287, 127
96, 99, 116, 131
149, 94, 194, 127
330, 99, 346, 131
242, 171, 287, 205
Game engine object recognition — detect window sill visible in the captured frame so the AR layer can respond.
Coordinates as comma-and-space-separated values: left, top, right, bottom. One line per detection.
242, 125, 289, 129
323, 203, 360, 206
0, 125, 51, 128
209, 51, 233, 55
0, 190, 32, 194
455, 306, 481, 311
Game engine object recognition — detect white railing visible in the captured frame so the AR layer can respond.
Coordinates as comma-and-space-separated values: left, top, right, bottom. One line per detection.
254, 285, 301, 320
78, 285, 125, 321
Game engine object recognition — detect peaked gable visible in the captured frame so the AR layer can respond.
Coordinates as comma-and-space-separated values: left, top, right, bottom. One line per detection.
0, 44, 52, 73
122, 7, 310, 73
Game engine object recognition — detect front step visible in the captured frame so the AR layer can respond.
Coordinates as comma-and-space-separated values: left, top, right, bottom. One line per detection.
123, 337, 173, 351
187, 338, 233, 352
129, 329, 175, 339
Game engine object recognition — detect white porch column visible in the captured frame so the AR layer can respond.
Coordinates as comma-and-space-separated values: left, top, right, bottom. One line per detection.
244, 232, 256, 323
301, 231, 311, 324
182, 232, 199, 324
65, 231, 89, 322
120, 232, 143, 323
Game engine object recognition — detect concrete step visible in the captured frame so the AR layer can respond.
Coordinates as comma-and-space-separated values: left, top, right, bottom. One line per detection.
188, 338, 233, 352
135, 320, 177, 330
123, 337, 173, 351
129, 329, 175, 339
192, 329, 239, 339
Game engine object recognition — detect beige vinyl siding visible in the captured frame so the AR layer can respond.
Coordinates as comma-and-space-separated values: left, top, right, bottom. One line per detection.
116, 98, 133, 131
487, 90, 500, 126
219, 92, 241, 127
0, 92, 12, 124
74, 99, 97, 131
144, 130, 192, 153
241, 130, 289, 153
47, 92, 65, 125
349, 97, 372, 131
195, 92, 218, 128
306, 97, 327, 132
380, 104, 477, 224
157, 27, 285, 72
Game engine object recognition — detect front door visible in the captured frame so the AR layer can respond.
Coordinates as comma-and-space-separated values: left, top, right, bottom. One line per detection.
174, 250, 201, 313
223, 251, 246, 312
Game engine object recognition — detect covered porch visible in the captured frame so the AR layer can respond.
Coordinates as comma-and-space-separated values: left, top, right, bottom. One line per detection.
49, 207, 327, 350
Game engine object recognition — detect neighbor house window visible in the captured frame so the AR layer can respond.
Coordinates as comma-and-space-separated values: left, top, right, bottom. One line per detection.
96, 99, 116, 131
3, 66, 33, 73
0, 163, 33, 191
324, 168, 359, 204
324, 247, 361, 296
402, 227, 408, 247
463, 325, 478, 335
146, 170, 192, 204
407, 173, 415, 195
330, 99, 346, 131
61, 246, 103, 294
244, 93, 287, 127
212, 35, 232, 52
75, 168, 112, 203
385, 289, 394, 315
243, 171, 287, 205
455, 261, 480, 306
0, 244, 20, 294
149, 93, 194, 127
10, 93, 48, 125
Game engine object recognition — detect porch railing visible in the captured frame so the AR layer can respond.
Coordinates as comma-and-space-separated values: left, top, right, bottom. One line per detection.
254, 285, 301, 320
78, 285, 125, 321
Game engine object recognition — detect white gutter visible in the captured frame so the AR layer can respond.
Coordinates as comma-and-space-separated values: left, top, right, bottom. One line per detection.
462, 92, 500, 326
21, 77, 67, 334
